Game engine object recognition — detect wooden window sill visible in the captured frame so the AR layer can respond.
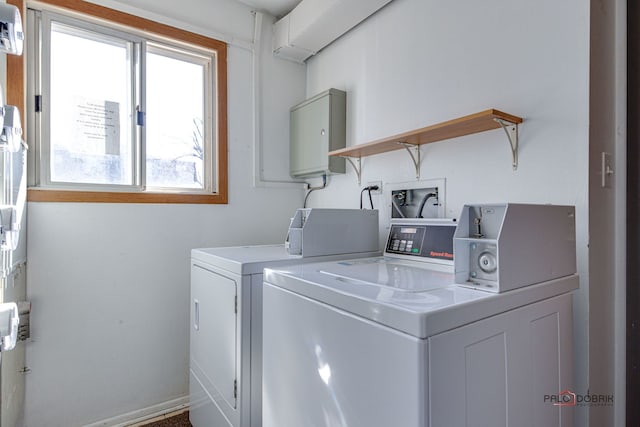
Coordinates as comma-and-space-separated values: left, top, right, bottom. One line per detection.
27, 188, 227, 204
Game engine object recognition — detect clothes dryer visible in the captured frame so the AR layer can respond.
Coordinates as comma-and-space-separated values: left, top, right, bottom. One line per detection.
189, 209, 380, 427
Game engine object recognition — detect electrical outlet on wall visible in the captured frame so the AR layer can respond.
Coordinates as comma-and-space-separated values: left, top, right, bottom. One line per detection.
367, 181, 383, 194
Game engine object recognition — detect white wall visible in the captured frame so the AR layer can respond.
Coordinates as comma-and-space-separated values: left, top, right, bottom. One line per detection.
304, 0, 591, 424
87, 0, 256, 44
23, 2, 306, 426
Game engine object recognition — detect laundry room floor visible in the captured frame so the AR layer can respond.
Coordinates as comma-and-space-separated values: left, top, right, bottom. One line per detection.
128, 411, 191, 427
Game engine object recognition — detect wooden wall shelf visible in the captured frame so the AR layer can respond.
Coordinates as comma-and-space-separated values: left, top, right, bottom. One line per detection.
329, 109, 523, 182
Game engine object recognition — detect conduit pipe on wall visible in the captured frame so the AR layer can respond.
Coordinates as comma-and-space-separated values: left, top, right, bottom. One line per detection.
251, 10, 307, 188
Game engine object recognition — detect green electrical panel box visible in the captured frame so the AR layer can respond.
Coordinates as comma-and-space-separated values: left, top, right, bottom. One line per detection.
289, 88, 346, 178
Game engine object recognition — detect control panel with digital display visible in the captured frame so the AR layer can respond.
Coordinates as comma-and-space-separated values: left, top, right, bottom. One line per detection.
385, 223, 455, 261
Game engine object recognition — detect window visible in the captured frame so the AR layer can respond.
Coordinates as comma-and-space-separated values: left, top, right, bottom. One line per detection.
13, 0, 227, 203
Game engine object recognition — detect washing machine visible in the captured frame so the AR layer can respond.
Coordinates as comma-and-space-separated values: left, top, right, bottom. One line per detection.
189, 208, 380, 427
262, 204, 578, 427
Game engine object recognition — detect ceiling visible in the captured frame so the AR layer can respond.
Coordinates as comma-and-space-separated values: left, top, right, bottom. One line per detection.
235, 0, 301, 18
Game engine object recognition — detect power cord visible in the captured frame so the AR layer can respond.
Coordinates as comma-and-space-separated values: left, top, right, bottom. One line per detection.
303, 175, 327, 208
360, 185, 379, 209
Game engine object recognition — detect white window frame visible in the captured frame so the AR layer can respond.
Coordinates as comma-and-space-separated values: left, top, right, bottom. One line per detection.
36, 12, 143, 191
143, 41, 215, 193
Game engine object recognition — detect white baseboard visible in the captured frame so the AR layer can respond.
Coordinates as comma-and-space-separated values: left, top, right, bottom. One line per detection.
83, 396, 189, 427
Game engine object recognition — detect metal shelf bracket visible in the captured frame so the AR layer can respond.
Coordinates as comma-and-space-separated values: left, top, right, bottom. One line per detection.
494, 118, 519, 170
340, 142, 421, 184
397, 141, 421, 179
343, 157, 362, 185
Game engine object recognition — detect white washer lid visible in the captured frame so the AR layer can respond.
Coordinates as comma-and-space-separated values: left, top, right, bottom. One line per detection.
317, 257, 454, 292
264, 257, 578, 338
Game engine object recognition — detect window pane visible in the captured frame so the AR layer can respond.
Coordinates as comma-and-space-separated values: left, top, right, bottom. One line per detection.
146, 50, 205, 190
49, 23, 134, 185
